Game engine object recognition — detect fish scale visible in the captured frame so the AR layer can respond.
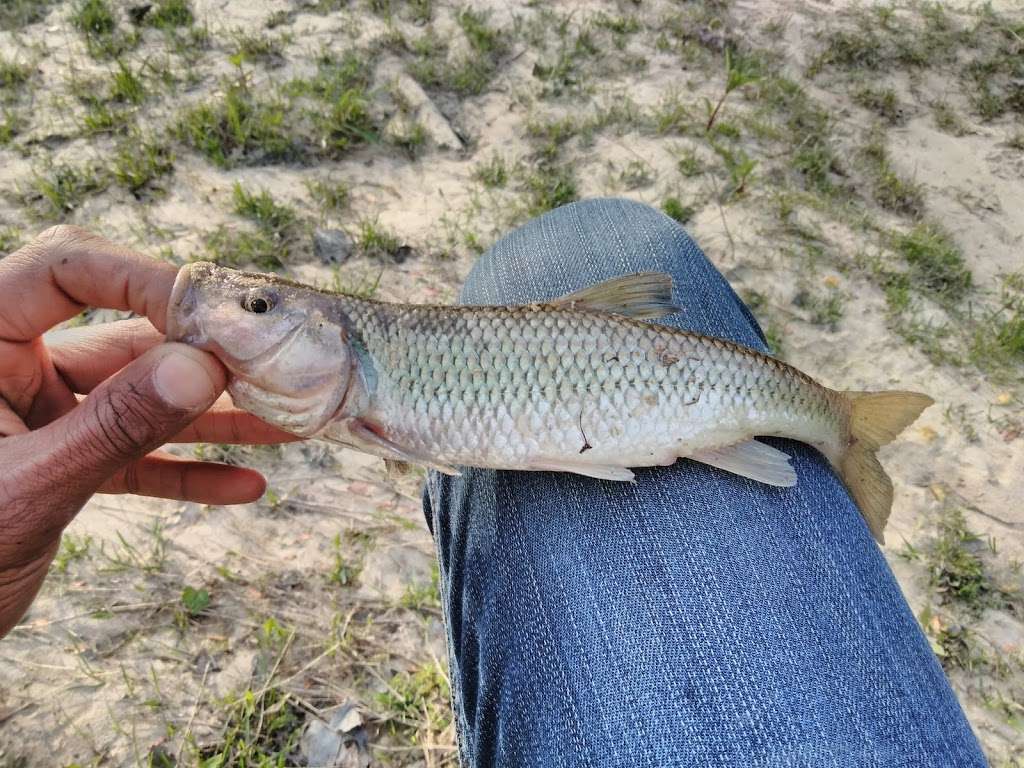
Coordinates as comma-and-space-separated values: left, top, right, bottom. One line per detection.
168, 262, 935, 542
329, 299, 845, 470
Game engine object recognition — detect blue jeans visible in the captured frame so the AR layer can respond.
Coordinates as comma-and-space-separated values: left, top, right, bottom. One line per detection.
423, 199, 986, 768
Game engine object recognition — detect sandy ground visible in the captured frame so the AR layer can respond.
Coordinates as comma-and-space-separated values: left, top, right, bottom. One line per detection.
0, 0, 1021, 766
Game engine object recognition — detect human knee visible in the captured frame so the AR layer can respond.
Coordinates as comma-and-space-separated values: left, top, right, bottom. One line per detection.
460, 197, 707, 305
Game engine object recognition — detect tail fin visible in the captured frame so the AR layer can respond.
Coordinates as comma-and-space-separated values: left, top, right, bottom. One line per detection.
838, 391, 934, 544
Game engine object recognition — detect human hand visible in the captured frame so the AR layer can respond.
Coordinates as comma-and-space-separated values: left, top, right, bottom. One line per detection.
0, 226, 294, 638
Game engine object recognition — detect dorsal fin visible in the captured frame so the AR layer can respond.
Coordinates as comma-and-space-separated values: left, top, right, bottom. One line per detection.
548, 273, 680, 319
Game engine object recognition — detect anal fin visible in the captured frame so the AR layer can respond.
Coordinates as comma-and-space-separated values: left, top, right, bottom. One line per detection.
527, 457, 636, 482
548, 273, 680, 319
688, 439, 797, 487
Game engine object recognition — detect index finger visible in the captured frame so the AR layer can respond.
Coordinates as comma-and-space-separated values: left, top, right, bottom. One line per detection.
0, 225, 177, 342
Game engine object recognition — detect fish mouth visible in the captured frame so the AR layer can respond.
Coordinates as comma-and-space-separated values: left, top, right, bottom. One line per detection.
166, 263, 197, 343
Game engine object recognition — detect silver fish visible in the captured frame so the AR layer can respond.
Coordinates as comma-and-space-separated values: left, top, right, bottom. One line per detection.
167, 262, 933, 542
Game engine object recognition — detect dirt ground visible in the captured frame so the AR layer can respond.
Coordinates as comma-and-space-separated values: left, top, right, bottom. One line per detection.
0, 0, 1021, 765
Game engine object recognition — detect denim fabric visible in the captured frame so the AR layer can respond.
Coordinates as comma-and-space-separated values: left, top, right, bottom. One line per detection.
423, 198, 986, 768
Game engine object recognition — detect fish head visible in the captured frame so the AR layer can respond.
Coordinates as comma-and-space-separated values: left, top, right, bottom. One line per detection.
167, 261, 359, 436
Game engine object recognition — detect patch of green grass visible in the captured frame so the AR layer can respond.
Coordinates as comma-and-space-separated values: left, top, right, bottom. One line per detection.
661, 197, 694, 224
874, 265, 956, 365
330, 267, 383, 299
204, 184, 303, 268
860, 132, 925, 217
457, 7, 505, 57
994, 314, 1024, 359
326, 533, 360, 587
0, 109, 25, 145
0, 57, 31, 93
376, 662, 451, 740
71, 0, 138, 58
530, 18, 598, 99
284, 51, 377, 156
922, 509, 991, 607
144, 0, 193, 30
315, 88, 375, 155
525, 115, 578, 162
918, 604, 978, 670
653, 95, 691, 135
99, 521, 168, 574
71, 62, 147, 135
198, 687, 303, 766
873, 168, 925, 218
521, 162, 577, 216
809, 6, 962, 77
711, 141, 757, 199
357, 217, 402, 259
371, 0, 432, 24
593, 12, 640, 40
407, 0, 432, 24
21, 162, 108, 221
793, 284, 845, 331
400, 567, 440, 610
192, 443, 246, 465
894, 223, 972, 303
0, 227, 21, 255
389, 119, 428, 159
80, 96, 132, 135
853, 85, 903, 125
741, 289, 785, 357
808, 27, 884, 75
305, 178, 350, 213
232, 183, 297, 236
204, 226, 285, 270
1, 0, 60, 30
175, 82, 300, 168
71, 0, 116, 38
704, 48, 761, 132
286, 49, 369, 101
931, 99, 968, 136
473, 153, 509, 188
619, 159, 653, 190
763, 324, 786, 357
110, 62, 145, 104
584, 97, 646, 138
112, 133, 174, 196
180, 585, 211, 616
229, 29, 290, 69
970, 273, 1024, 373
676, 146, 703, 177
167, 22, 210, 57
759, 76, 836, 195
265, 9, 293, 28
407, 15, 504, 97
961, 12, 1024, 121
51, 533, 93, 574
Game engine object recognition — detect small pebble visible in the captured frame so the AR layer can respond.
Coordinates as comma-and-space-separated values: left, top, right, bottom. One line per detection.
313, 229, 354, 265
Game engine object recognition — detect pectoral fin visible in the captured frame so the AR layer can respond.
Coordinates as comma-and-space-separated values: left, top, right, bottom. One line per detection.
688, 439, 797, 487
548, 273, 680, 319
321, 418, 462, 476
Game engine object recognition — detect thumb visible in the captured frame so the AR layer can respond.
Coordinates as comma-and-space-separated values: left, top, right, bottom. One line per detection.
34, 343, 226, 506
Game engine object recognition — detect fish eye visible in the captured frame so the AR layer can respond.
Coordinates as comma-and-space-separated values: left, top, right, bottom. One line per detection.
242, 292, 275, 314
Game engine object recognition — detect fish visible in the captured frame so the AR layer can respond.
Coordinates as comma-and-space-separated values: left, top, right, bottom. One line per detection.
166, 261, 933, 543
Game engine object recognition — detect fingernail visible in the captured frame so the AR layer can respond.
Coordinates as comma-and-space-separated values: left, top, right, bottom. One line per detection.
154, 349, 217, 411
